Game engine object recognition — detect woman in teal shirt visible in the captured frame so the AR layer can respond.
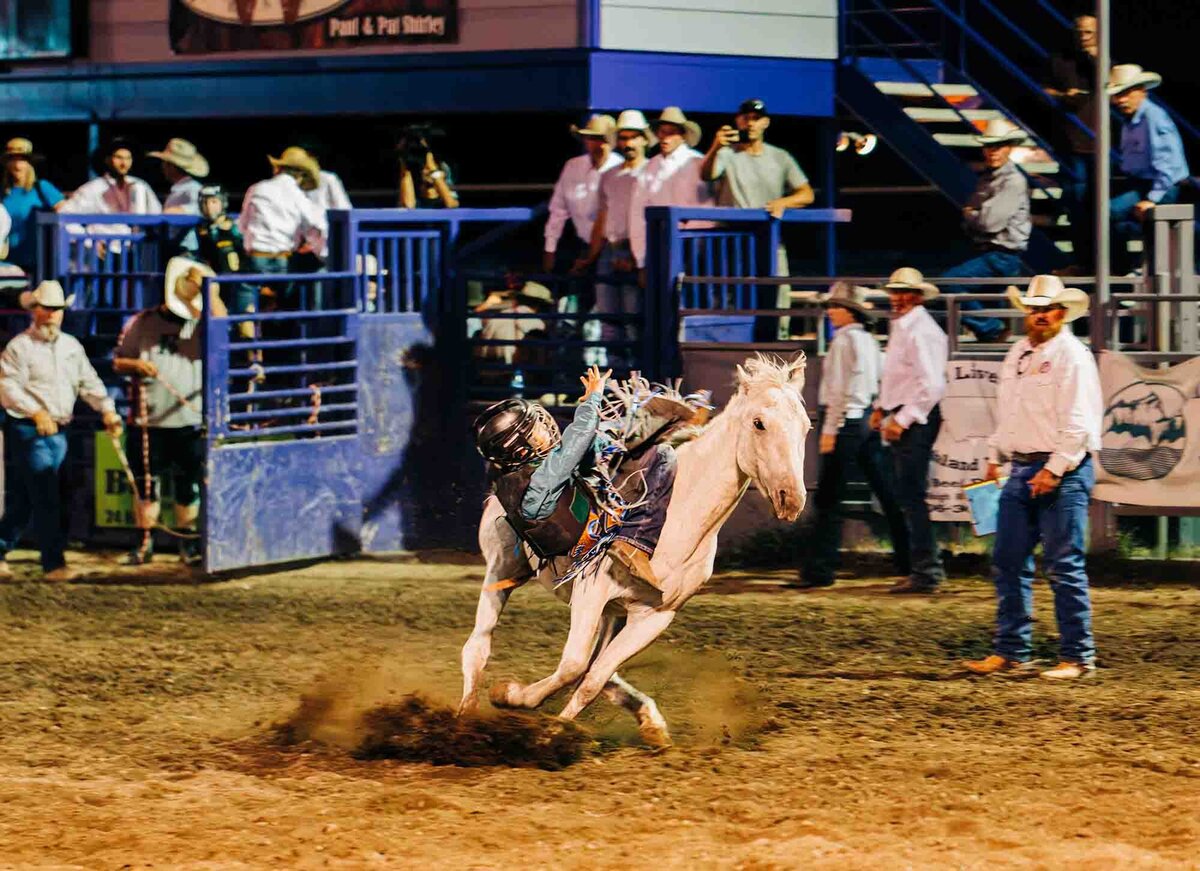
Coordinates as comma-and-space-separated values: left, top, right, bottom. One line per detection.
2, 139, 65, 273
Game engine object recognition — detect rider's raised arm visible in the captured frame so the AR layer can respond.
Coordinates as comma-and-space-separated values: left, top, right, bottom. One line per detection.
520, 393, 604, 521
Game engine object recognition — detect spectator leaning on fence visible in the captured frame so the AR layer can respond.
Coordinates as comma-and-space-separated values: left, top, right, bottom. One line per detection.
544, 114, 621, 276
966, 275, 1102, 681
628, 106, 714, 270
61, 138, 162, 216
701, 98, 814, 340
237, 148, 328, 307
0, 281, 123, 583
2, 138, 65, 274
870, 267, 948, 595
795, 282, 911, 590
1108, 64, 1190, 275
113, 257, 221, 566
939, 119, 1030, 344
578, 110, 653, 368
1042, 14, 1099, 271
148, 138, 210, 215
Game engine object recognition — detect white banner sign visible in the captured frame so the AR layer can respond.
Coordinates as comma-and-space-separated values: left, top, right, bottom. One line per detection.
1093, 351, 1200, 506
928, 359, 1002, 522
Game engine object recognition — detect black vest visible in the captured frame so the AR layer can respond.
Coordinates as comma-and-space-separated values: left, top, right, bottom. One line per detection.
493, 465, 590, 560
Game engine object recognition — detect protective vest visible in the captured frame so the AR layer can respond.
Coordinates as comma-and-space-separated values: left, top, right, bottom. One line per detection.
492, 465, 591, 560
196, 217, 246, 275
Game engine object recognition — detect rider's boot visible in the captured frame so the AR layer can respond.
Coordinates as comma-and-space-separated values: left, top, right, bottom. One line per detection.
610, 540, 663, 591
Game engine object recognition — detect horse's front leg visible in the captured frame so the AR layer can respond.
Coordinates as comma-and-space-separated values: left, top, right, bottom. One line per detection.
490, 577, 609, 710
603, 672, 671, 747
559, 608, 675, 720
458, 582, 515, 715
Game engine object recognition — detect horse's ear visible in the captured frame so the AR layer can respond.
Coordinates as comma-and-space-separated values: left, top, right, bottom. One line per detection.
735, 364, 749, 393
787, 353, 807, 390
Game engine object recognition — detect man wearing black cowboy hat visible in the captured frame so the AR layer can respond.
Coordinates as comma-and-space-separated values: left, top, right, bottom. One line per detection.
795, 283, 910, 590
62, 138, 161, 216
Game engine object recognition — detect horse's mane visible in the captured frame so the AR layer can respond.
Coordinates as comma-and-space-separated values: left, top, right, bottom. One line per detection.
736, 353, 807, 395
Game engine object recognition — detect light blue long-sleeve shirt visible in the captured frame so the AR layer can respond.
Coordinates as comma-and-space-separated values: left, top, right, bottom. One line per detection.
1119, 98, 1190, 203
520, 394, 603, 521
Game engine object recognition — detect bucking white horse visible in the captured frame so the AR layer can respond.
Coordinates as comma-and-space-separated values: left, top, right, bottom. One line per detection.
459, 355, 810, 745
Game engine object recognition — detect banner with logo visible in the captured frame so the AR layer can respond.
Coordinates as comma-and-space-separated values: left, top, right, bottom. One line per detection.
1093, 351, 1200, 507
94, 434, 175, 528
170, 0, 458, 54
928, 360, 1003, 522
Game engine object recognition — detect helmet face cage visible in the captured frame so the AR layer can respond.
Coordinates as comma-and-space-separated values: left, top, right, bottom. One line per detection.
473, 400, 561, 469
198, 185, 228, 213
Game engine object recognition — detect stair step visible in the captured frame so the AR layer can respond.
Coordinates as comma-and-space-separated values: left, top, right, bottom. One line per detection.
874, 81, 979, 99
1031, 188, 1063, 200
968, 160, 1060, 174
904, 107, 1005, 123
935, 132, 1036, 148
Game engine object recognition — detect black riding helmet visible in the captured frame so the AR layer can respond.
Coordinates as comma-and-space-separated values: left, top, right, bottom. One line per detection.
473, 399, 560, 469
198, 184, 228, 212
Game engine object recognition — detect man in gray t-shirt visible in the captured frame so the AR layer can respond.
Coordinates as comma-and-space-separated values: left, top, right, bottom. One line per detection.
113, 260, 210, 565
700, 99, 815, 339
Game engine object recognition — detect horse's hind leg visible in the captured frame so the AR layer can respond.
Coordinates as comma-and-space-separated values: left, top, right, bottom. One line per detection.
602, 673, 671, 747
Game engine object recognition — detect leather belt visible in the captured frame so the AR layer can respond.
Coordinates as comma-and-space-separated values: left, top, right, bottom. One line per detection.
1011, 451, 1051, 464
248, 250, 292, 259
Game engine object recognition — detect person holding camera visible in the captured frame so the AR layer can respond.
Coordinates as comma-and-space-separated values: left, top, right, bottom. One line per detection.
397, 126, 458, 209
700, 99, 814, 340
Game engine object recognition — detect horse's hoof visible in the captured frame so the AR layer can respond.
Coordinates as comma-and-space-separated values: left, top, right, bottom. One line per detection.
639, 722, 673, 749
489, 680, 522, 708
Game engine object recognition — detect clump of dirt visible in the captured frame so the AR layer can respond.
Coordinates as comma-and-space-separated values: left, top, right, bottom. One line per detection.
274, 692, 592, 771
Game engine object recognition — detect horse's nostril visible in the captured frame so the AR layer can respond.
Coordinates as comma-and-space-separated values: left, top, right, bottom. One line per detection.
778, 489, 788, 505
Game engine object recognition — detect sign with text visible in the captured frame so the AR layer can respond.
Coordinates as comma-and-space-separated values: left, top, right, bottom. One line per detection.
928, 359, 1002, 522
171, 0, 458, 54
94, 434, 175, 529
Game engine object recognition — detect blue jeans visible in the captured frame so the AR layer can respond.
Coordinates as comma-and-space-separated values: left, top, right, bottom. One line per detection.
1110, 181, 1182, 274
887, 406, 945, 586
940, 250, 1026, 340
992, 456, 1095, 664
0, 418, 69, 572
614, 444, 676, 556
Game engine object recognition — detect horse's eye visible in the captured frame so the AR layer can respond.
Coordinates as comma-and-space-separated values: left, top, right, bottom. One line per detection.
753, 418, 765, 431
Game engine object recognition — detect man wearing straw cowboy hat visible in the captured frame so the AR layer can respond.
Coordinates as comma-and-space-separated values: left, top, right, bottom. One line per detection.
939, 119, 1030, 344
870, 267, 948, 594
629, 106, 715, 269
795, 282, 910, 589
545, 114, 621, 277
113, 257, 223, 565
1107, 64, 1190, 274
0, 281, 122, 582
578, 109, 654, 367
965, 275, 1102, 681
147, 138, 210, 215
237, 146, 328, 307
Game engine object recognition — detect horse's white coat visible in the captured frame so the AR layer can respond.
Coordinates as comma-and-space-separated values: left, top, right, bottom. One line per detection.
459, 356, 810, 743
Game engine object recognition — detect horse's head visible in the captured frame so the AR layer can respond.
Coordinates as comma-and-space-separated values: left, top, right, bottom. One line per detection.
732, 354, 811, 521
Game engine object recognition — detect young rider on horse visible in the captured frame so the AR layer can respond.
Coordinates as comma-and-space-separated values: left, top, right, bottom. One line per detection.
473, 365, 677, 590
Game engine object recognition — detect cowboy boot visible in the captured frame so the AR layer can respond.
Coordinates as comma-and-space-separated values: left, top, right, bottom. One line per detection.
609, 541, 662, 591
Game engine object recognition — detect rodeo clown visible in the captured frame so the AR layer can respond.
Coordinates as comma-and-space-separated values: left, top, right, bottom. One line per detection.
472, 365, 688, 591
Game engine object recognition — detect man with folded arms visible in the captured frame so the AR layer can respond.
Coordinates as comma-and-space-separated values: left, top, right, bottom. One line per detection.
966, 275, 1102, 681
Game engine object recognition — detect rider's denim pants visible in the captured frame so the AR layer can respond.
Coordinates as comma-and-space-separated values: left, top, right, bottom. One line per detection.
615, 444, 676, 555
992, 455, 1096, 665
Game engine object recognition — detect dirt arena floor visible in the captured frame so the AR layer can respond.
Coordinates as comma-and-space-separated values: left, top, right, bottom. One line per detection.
1, 549, 1198, 869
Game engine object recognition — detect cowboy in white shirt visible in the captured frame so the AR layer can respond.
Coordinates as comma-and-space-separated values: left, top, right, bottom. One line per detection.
796, 283, 910, 589
0, 281, 122, 583
871, 267, 949, 593
628, 106, 714, 269
966, 276, 1102, 682
578, 110, 653, 367
309, 169, 352, 212
62, 139, 162, 216
544, 115, 621, 276
148, 138, 210, 215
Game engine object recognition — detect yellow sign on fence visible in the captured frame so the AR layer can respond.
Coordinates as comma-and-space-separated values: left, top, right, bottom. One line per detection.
94, 433, 175, 528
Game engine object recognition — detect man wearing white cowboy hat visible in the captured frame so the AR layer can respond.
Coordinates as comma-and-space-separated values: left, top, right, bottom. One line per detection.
148, 138, 210, 215
473, 280, 552, 367
1107, 64, 1190, 274
0, 281, 122, 583
965, 275, 1102, 681
628, 107, 715, 269
940, 119, 1030, 344
871, 267, 948, 593
545, 114, 621, 277
113, 257, 224, 565
794, 282, 910, 589
579, 109, 654, 367
237, 147, 328, 305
